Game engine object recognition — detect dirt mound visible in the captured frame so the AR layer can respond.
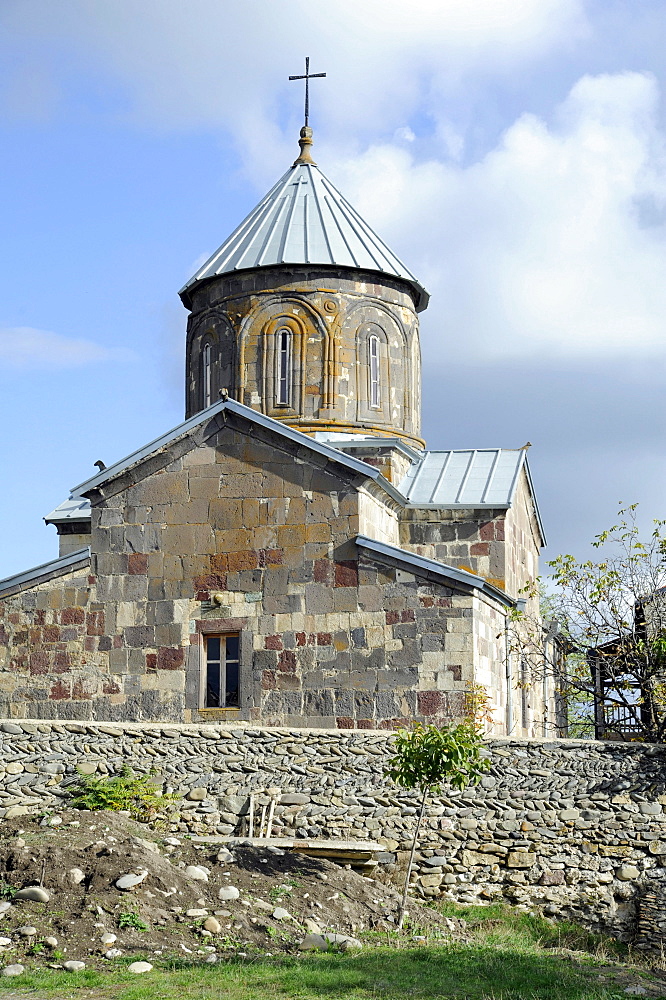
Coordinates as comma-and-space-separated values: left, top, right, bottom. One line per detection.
0, 810, 463, 970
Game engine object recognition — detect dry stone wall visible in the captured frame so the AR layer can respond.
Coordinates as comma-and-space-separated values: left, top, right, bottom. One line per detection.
0, 720, 664, 946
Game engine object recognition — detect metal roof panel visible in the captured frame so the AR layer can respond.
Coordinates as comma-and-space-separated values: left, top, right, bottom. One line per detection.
43, 496, 91, 524
400, 449, 525, 507
180, 162, 428, 311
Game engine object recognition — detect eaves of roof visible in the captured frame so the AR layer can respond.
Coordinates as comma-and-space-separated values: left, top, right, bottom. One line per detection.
355, 534, 515, 608
44, 495, 91, 525
71, 398, 405, 505
313, 433, 424, 465
0, 547, 90, 599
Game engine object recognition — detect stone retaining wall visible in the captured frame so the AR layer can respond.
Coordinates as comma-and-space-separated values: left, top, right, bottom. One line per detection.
0, 720, 664, 946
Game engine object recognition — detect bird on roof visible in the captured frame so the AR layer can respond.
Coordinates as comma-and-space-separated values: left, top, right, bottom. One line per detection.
94, 460, 106, 471
519, 442, 532, 450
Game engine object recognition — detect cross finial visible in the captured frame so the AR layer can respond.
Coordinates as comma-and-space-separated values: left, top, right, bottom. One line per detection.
289, 56, 326, 128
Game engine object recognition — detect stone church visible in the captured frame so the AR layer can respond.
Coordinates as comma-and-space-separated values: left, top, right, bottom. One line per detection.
0, 125, 549, 735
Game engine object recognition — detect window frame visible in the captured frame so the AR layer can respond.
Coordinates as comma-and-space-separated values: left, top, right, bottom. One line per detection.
200, 632, 240, 712
275, 327, 292, 406
202, 342, 212, 409
368, 334, 381, 409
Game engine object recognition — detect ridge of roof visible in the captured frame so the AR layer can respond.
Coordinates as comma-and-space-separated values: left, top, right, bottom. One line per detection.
0, 547, 90, 598
355, 534, 514, 608
71, 397, 406, 503
179, 161, 429, 312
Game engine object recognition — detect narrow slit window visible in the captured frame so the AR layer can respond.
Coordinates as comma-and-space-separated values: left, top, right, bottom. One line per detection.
369, 335, 380, 408
202, 343, 212, 408
204, 634, 240, 709
276, 328, 291, 406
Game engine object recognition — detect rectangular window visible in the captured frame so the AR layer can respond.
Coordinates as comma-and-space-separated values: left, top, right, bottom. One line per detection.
203, 633, 240, 709
276, 329, 291, 406
369, 335, 380, 408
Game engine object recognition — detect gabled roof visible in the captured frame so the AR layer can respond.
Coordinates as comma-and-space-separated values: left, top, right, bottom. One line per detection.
355, 535, 514, 608
398, 447, 545, 543
0, 547, 90, 599
71, 397, 404, 502
179, 161, 429, 312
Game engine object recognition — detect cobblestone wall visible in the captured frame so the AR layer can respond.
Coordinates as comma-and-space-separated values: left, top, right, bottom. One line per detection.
0, 720, 664, 944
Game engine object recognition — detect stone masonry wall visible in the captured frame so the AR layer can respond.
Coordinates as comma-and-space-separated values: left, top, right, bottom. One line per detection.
0, 719, 664, 945
1, 411, 505, 727
82, 410, 500, 727
0, 561, 110, 719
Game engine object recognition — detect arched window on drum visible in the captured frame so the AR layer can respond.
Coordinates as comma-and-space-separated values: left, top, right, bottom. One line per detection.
201, 342, 212, 409
275, 327, 292, 406
369, 334, 380, 409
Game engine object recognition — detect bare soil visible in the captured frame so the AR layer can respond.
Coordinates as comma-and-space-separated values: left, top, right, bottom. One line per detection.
0, 809, 462, 969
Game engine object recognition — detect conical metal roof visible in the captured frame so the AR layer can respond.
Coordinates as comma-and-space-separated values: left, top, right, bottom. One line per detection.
179, 136, 428, 312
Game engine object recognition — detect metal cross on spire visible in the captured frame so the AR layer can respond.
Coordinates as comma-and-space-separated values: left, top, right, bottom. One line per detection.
289, 57, 326, 127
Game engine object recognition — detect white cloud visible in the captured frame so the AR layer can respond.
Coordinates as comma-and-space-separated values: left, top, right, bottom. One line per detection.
0, 0, 588, 180
0, 328, 136, 369
333, 71, 666, 359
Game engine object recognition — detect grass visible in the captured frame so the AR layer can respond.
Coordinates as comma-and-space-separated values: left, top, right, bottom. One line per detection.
0, 905, 661, 1000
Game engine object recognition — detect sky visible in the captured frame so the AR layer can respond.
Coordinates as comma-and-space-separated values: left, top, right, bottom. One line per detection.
1, 0, 665, 580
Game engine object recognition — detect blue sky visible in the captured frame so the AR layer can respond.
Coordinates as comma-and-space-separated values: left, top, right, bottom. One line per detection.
1, 0, 665, 579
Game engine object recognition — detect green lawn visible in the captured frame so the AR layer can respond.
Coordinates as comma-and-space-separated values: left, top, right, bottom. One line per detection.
0, 906, 660, 1000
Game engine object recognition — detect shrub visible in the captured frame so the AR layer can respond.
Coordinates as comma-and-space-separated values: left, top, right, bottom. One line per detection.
70, 764, 174, 821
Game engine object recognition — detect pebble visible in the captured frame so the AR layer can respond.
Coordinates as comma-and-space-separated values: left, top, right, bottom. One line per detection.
218, 886, 240, 901
128, 961, 153, 974
0, 938, 11, 947
203, 917, 221, 933
18, 926, 36, 936
16, 886, 50, 903
0, 903, 12, 915
187, 787, 208, 801
2, 964, 25, 977
184, 866, 209, 882
100, 932, 117, 945
104, 949, 123, 959
164, 837, 181, 847
63, 960, 86, 972
116, 871, 148, 890
44, 937, 58, 947
272, 907, 291, 920
69, 868, 85, 885
186, 908, 208, 917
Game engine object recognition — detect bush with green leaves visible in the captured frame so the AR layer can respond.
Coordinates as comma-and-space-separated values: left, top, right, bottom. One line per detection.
385, 722, 490, 929
70, 764, 174, 821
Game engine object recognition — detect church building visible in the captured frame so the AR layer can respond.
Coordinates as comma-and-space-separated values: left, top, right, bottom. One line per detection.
0, 123, 549, 735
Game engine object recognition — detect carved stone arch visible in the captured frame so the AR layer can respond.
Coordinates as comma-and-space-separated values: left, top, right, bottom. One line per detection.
186, 310, 236, 415
356, 321, 391, 424
236, 295, 329, 417
344, 300, 411, 431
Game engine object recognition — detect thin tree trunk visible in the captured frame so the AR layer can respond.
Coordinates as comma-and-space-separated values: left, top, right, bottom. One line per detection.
398, 785, 428, 931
